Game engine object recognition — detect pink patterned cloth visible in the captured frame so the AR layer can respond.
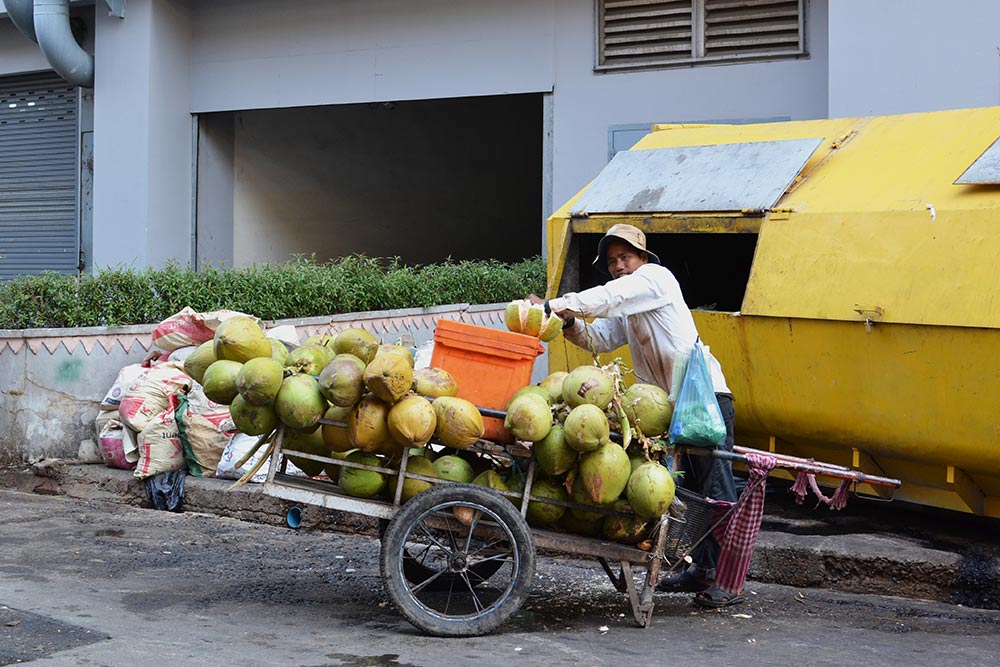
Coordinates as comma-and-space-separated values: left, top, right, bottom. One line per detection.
792, 470, 852, 510
713, 451, 777, 594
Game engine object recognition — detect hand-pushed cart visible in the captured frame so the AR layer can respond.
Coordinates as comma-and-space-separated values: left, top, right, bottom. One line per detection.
261, 410, 902, 637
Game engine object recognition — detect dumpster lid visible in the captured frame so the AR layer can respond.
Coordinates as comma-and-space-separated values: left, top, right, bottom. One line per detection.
954, 136, 1000, 184
569, 137, 824, 215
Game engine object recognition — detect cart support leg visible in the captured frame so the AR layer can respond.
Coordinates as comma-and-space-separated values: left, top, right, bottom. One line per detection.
620, 560, 647, 627
597, 557, 628, 593
638, 517, 672, 627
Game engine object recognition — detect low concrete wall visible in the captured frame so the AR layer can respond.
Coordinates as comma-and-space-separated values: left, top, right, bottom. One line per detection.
0, 303, 537, 464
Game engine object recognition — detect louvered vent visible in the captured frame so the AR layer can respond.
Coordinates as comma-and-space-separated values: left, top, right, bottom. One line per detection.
704, 0, 802, 57
599, 1, 694, 69
597, 0, 804, 70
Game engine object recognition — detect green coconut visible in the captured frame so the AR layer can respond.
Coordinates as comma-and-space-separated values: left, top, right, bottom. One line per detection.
323, 448, 354, 483
333, 328, 379, 365
431, 396, 484, 449
504, 300, 525, 333
538, 314, 564, 342
563, 403, 611, 452
214, 316, 271, 363
235, 357, 284, 406
348, 395, 393, 453
375, 343, 415, 367
521, 303, 546, 337
283, 426, 329, 477
229, 394, 279, 436
622, 383, 673, 437
339, 450, 387, 498
503, 392, 552, 442
533, 424, 577, 477
302, 333, 336, 351
526, 477, 568, 527
508, 385, 553, 407
321, 405, 354, 453
202, 360, 243, 405
274, 374, 327, 432
559, 509, 602, 537
579, 442, 631, 505
387, 395, 437, 448
562, 365, 614, 409
284, 344, 333, 376
317, 353, 367, 407
626, 461, 677, 519
411, 367, 458, 398
388, 455, 439, 504
538, 371, 569, 404
569, 474, 613, 522
433, 455, 475, 483
268, 338, 290, 364
602, 499, 651, 545
472, 469, 509, 493
183, 340, 217, 384
363, 353, 413, 404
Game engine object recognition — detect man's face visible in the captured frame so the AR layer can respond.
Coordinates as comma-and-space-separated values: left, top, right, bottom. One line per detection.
605, 240, 648, 279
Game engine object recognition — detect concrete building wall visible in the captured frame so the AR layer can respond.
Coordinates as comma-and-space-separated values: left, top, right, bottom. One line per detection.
195, 113, 234, 267
91, 0, 194, 270
188, 0, 556, 112
828, 0, 1000, 117
0, 16, 49, 76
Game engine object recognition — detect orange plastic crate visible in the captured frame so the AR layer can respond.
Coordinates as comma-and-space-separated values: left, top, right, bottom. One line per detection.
430, 319, 545, 443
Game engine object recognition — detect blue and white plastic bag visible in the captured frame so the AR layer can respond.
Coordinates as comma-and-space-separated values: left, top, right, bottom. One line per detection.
668, 341, 726, 447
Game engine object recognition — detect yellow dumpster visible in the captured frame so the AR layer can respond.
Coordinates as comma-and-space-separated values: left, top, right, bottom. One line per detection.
546, 106, 1000, 518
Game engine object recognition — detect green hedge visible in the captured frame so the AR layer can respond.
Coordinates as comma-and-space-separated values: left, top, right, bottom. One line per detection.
0, 255, 546, 329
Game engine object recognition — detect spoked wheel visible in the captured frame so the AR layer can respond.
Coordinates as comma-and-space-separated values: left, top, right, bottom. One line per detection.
380, 483, 535, 637
377, 517, 506, 589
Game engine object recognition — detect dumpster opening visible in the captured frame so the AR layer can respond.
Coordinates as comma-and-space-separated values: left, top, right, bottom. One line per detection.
560, 232, 757, 313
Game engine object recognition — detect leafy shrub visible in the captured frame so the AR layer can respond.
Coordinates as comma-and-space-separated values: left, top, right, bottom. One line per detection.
0, 256, 546, 329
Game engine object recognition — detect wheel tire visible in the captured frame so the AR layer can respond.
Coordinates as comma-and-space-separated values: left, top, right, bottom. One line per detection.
380, 483, 535, 637
379, 517, 506, 589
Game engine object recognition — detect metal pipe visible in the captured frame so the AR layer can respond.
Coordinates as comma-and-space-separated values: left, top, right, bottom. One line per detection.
34, 0, 94, 88
5, 0, 37, 42
688, 447, 902, 489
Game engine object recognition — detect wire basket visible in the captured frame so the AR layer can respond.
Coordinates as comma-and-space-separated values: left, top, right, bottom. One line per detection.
662, 487, 718, 562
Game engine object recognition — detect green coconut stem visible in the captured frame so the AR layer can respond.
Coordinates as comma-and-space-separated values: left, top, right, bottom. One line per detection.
233, 430, 275, 470
228, 440, 275, 491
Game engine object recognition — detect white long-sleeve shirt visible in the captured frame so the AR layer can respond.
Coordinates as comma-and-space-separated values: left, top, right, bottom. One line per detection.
548, 263, 730, 398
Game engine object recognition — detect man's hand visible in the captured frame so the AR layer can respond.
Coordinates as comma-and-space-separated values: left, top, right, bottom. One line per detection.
527, 294, 546, 306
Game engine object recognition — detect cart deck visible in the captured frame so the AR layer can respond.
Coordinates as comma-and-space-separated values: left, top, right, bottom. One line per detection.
260, 416, 901, 636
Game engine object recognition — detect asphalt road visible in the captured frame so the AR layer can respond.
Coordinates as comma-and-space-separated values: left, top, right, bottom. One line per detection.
2, 490, 998, 667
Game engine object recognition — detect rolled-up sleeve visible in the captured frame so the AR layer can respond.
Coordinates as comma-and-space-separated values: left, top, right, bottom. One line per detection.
561, 316, 629, 353
548, 265, 670, 319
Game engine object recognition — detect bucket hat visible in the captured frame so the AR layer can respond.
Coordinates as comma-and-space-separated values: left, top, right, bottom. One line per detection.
593, 223, 661, 275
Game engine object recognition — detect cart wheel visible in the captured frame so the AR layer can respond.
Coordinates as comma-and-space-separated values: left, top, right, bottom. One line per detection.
378, 517, 506, 589
380, 483, 535, 637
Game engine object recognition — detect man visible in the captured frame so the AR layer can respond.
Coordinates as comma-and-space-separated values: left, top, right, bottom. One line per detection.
531, 223, 739, 607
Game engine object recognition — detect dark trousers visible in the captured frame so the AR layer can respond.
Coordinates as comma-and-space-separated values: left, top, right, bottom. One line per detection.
680, 393, 736, 579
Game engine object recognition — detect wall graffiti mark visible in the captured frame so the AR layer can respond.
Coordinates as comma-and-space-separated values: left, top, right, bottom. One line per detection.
57, 359, 83, 383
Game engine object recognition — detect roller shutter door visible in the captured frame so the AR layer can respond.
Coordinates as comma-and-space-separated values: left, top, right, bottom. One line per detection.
0, 72, 79, 281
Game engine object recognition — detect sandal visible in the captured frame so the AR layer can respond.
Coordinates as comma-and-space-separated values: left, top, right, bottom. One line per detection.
656, 568, 713, 593
693, 584, 746, 608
